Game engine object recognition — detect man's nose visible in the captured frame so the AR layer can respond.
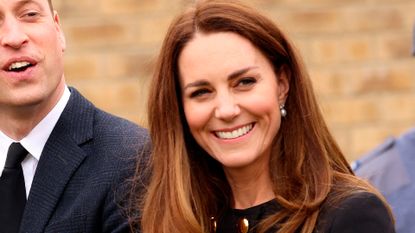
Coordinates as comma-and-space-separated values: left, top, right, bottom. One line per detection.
214, 93, 241, 121
0, 18, 29, 49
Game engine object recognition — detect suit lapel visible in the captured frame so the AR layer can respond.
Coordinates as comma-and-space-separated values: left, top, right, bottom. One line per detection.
19, 88, 94, 233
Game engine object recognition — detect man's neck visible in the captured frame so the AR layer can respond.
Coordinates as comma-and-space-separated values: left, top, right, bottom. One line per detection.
0, 105, 51, 141
0, 84, 66, 141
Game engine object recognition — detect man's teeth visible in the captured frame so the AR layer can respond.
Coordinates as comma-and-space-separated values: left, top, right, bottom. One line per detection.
215, 124, 253, 139
8, 61, 31, 71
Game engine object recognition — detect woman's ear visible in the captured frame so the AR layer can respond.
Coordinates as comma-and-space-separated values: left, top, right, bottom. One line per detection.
277, 65, 290, 104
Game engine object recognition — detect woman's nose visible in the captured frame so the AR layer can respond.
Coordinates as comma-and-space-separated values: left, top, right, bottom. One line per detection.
214, 93, 240, 121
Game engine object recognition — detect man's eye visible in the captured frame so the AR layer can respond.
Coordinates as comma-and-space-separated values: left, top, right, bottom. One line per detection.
22, 11, 40, 18
190, 89, 210, 98
27, 12, 38, 17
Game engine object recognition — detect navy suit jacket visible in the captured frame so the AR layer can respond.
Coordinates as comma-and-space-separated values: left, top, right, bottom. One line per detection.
18, 88, 149, 233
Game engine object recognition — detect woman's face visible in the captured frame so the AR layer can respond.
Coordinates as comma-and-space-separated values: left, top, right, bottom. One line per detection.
179, 32, 289, 171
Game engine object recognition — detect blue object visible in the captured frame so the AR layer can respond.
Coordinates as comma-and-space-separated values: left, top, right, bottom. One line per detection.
354, 128, 415, 233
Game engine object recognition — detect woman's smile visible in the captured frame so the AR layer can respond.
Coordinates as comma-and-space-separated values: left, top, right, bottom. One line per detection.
213, 123, 254, 140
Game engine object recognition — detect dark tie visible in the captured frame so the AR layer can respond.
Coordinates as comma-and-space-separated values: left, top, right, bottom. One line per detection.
0, 143, 28, 233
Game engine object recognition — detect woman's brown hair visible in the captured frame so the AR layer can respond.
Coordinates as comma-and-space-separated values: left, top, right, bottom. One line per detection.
130, 0, 390, 232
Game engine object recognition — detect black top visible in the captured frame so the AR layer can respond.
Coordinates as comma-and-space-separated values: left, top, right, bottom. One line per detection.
216, 192, 395, 233
217, 199, 280, 233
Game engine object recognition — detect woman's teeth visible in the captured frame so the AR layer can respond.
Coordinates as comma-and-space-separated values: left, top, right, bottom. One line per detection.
215, 124, 253, 139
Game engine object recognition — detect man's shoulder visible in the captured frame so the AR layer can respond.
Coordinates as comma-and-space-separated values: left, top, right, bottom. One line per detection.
64, 87, 149, 156
353, 128, 415, 196
93, 107, 147, 137
91, 106, 149, 160
67, 87, 148, 138
352, 137, 396, 171
353, 127, 415, 172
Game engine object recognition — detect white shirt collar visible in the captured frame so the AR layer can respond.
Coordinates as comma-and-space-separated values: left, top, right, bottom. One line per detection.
0, 86, 71, 168
0, 132, 15, 170
20, 87, 71, 160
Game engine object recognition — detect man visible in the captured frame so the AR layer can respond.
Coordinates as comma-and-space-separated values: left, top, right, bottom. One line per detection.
0, 0, 148, 232
353, 128, 415, 233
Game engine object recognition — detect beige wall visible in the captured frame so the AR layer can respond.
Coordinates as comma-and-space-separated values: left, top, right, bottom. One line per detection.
54, 0, 415, 161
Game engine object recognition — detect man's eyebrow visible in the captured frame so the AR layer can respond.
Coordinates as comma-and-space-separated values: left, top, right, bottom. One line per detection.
14, 0, 42, 11
15, 0, 34, 7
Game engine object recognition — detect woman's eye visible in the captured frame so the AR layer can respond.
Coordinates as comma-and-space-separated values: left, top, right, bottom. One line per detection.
190, 89, 211, 98
237, 77, 256, 87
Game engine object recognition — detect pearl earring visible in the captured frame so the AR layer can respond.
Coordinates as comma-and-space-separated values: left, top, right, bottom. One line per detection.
280, 104, 287, 117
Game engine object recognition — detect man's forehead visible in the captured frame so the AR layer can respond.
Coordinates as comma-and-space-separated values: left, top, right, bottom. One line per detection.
0, 0, 44, 7
0, 0, 52, 12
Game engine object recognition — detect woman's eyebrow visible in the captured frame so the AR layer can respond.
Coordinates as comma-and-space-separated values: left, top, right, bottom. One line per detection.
227, 66, 258, 81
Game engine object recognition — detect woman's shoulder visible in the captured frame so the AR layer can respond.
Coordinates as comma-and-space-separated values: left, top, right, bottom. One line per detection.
316, 191, 395, 233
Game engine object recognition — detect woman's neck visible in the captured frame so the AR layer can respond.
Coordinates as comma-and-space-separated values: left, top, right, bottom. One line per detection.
225, 163, 275, 209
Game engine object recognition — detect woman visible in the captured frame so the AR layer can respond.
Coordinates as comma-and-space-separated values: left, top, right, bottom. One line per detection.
130, 0, 395, 232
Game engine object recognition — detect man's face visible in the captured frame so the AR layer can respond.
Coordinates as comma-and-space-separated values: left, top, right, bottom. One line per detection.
0, 0, 66, 111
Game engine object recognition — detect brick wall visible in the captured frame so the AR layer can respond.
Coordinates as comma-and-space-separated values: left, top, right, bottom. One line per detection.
54, 0, 415, 161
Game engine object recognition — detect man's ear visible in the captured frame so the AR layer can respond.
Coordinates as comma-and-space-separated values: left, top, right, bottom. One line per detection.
54, 11, 66, 52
